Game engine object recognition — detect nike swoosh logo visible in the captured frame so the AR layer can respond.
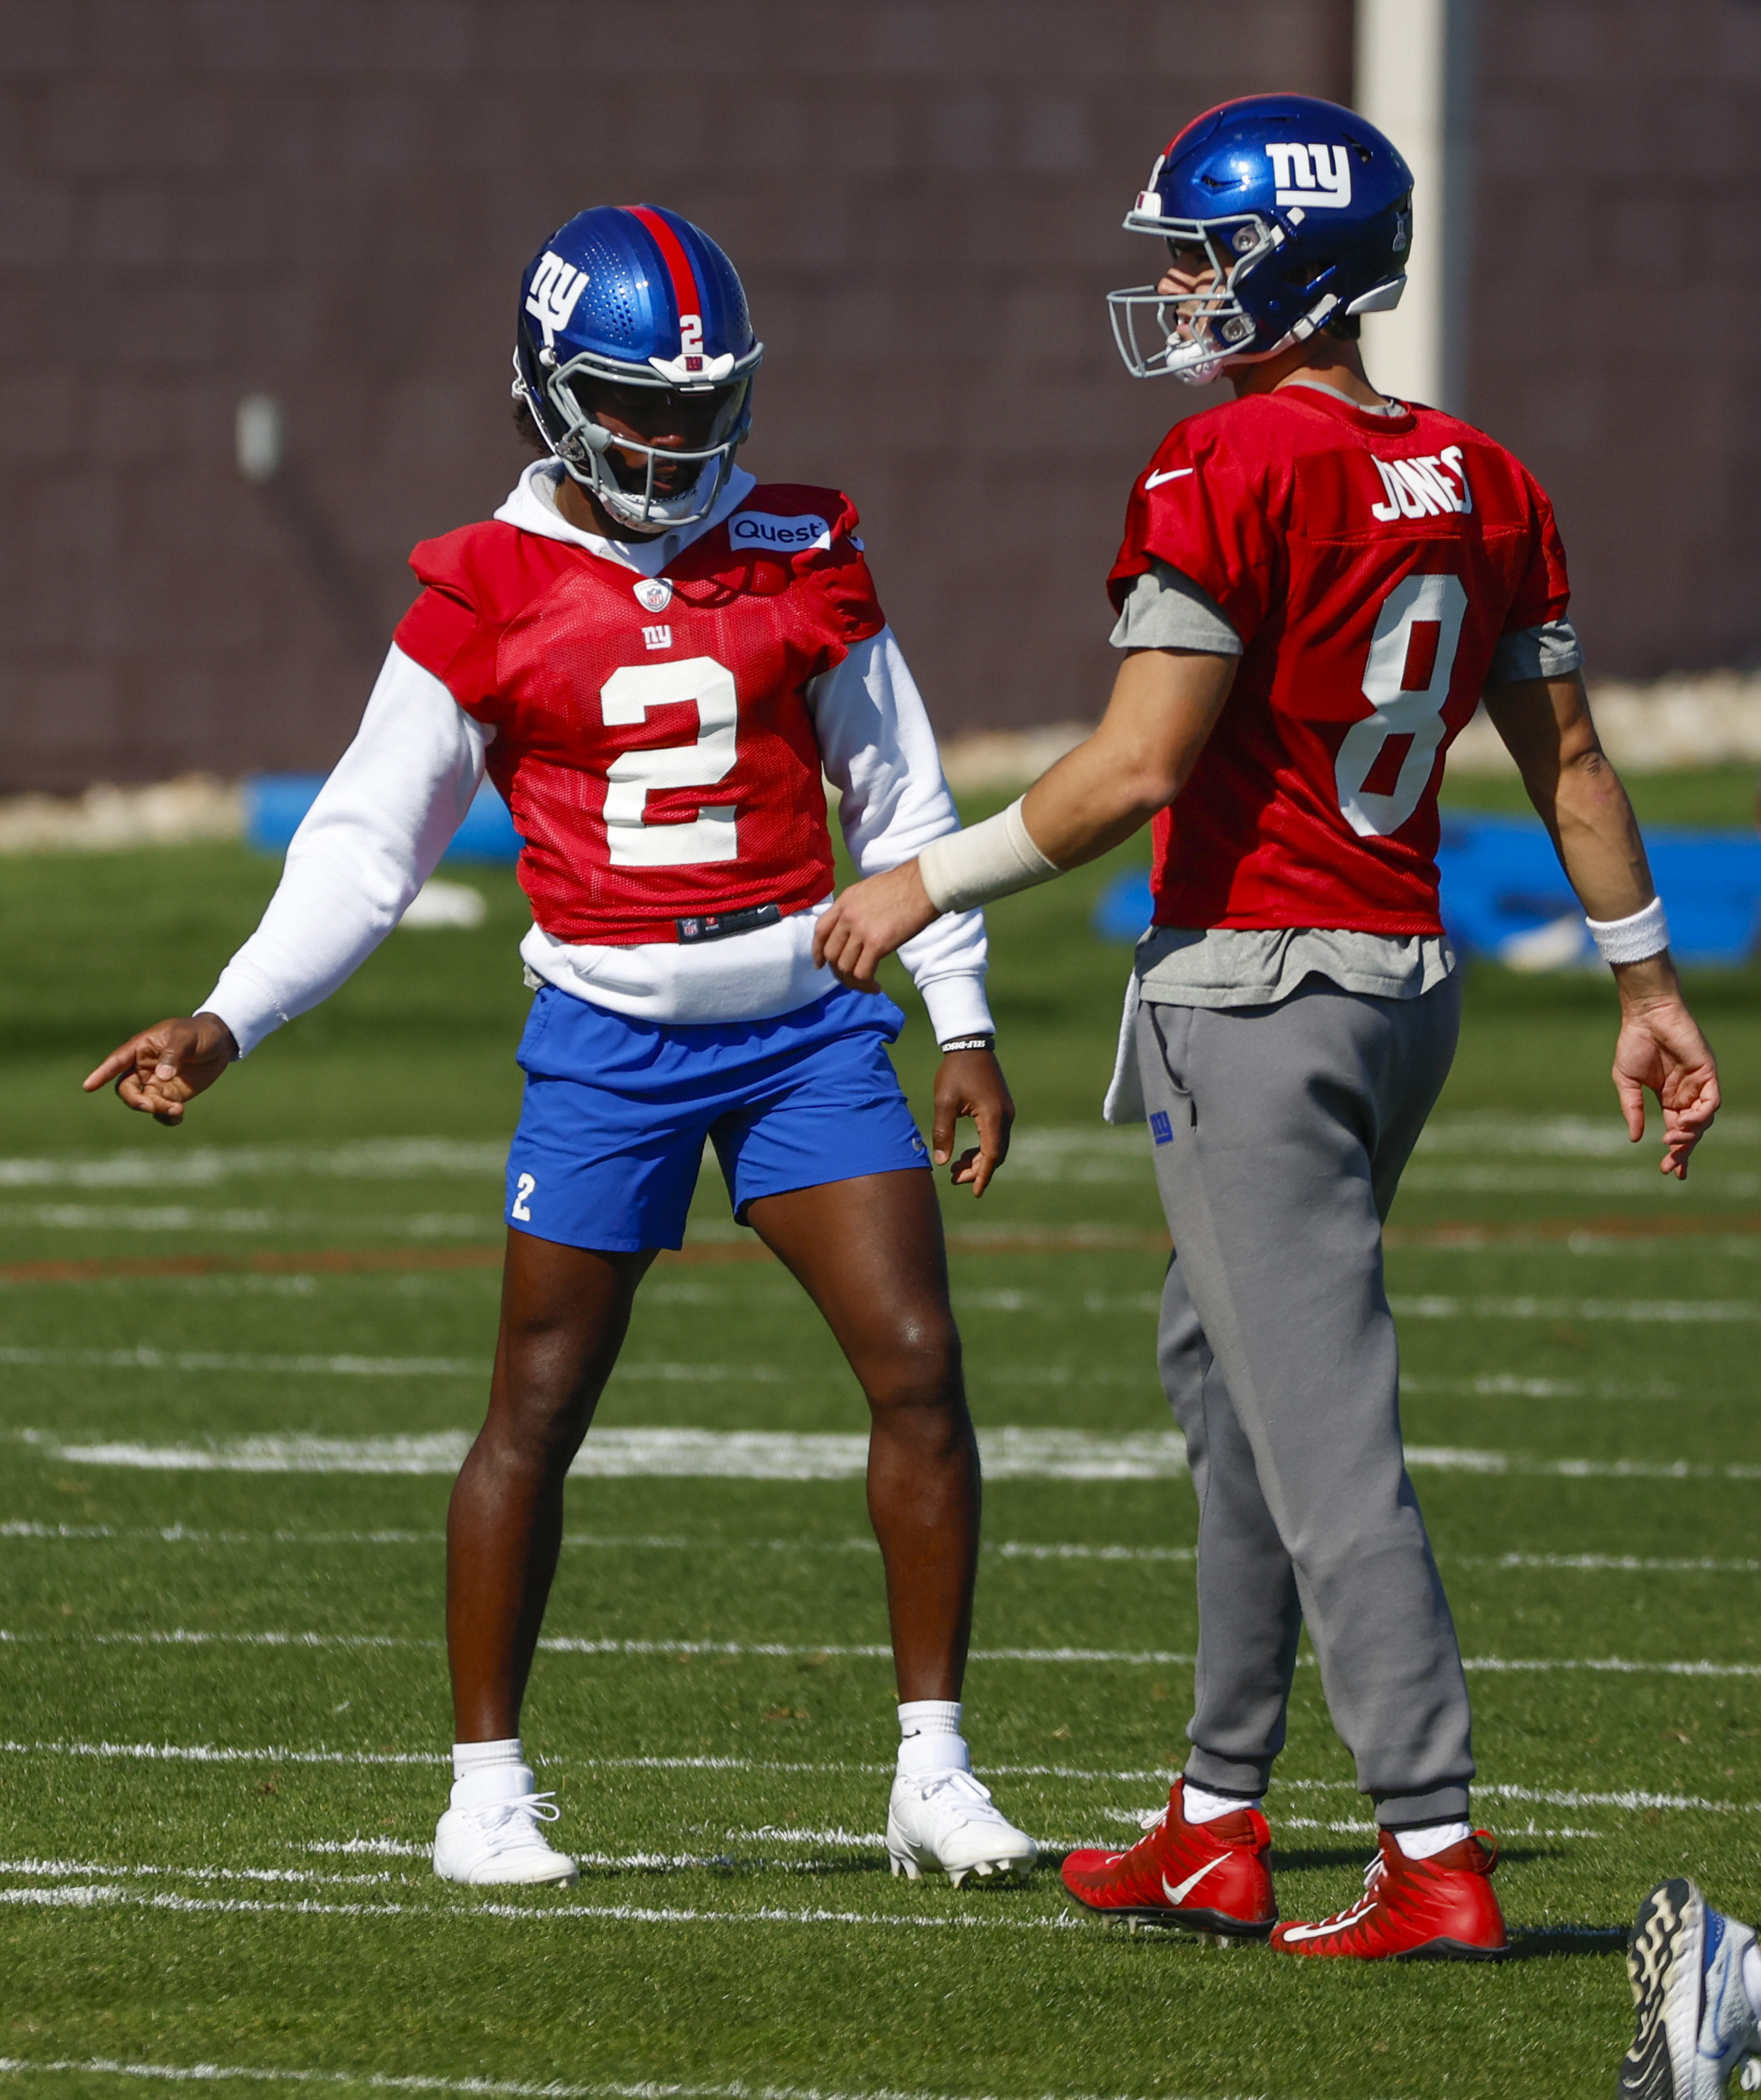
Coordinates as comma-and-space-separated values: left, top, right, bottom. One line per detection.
1162, 1856, 1225, 1906
1278, 1896, 1379, 1943
1144, 468, 1194, 489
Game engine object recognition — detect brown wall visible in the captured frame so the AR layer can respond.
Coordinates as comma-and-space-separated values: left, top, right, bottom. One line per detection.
1468, 0, 1761, 682
0, 0, 1353, 791
3, 1, 1754, 792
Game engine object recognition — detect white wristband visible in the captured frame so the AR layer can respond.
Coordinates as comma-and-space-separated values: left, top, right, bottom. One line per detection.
1585, 896, 1669, 965
917, 797, 1060, 914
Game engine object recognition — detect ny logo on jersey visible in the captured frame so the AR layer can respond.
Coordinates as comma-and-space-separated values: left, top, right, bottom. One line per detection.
525, 251, 589, 349
642, 624, 673, 651
1266, 142, 1353, 209
1370, 448, 1474, 522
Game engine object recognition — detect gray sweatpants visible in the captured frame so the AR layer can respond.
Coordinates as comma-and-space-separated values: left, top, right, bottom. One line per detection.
1135, 976, 1472, 1827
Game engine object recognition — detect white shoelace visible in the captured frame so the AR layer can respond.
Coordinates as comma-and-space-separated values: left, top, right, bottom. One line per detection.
477, 1790, 563, 1842
908, 1770, 1008, 1827
1305, 1849, 1387, 1931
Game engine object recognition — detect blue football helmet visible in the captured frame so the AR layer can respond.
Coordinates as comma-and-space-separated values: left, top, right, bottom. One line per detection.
1109, 94, 1413, 385
512, 204, 764, 529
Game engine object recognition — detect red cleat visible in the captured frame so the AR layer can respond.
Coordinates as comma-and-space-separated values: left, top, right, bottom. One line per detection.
1060, 1778, 1276, 1937
1270, 1827, 1508, 1960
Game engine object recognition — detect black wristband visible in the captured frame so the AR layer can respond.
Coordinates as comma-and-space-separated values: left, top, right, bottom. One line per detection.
938, 1035, 995, 1054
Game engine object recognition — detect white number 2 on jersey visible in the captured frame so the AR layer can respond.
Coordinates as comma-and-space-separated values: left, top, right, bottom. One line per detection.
602, 656, 738, 867
1334, 573, 1469, 838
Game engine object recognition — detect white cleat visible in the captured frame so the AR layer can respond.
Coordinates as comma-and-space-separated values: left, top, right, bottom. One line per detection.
434, 1786, 579, 1888
1622, 1878, 1761, 2099
887, 1769, 1037, 1889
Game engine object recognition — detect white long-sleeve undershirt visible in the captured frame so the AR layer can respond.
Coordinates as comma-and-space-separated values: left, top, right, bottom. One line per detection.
201, 633, 991, 1057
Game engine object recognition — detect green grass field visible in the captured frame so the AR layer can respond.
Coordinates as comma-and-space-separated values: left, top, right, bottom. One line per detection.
3, 771, 1760, 2100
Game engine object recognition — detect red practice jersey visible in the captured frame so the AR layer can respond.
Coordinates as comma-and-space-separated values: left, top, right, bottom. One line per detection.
1109, 387, 1572, 935
394, 485, 884, 945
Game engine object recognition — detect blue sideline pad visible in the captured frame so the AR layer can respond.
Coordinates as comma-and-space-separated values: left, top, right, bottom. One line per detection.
1092, 810, 1761, 967
244, 774, 523, 864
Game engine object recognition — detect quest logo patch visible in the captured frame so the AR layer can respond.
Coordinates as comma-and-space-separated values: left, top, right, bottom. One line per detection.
728, 510, 833, 553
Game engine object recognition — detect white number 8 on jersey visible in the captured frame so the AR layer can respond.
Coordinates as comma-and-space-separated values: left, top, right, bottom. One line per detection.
603, 656, 739, 867
1335, 573, 1468, 839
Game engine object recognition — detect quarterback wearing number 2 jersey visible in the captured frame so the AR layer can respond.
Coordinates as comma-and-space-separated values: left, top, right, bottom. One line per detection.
815, 92, 1718, 1967
89, 204, 1039, 1896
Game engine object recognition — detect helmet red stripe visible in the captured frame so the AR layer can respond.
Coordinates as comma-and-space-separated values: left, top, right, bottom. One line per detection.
621, 204, 704, 344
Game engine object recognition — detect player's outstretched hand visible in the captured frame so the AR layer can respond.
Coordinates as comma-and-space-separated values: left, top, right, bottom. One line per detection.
1611, 981, 1719, 1180
933, 1048, 1014, 1198
83, 1013, 239, 1127
815, 862, 940, 992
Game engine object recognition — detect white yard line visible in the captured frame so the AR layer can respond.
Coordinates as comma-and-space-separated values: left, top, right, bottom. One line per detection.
9, 1526, 1755, 1574
7, 1629, 1761, 1677
1467, 1552, 1761, 1574
1390, 1294, 1761, 1322
3, 1117, 1744, 1187
0, 1888, 1084, 1934
1416, 1112, 1761, 1154
0, 1886, 123, 1905
0, 1353, 782, 1385
0, 1350, 484, 1378
18, 1423, 1760, 1482
1398, 1374, 1681, 1400
1, 1738, 1748, 1815
730, 1828, 887, 1846
1397, 1167, 1761, 1196
0, 1211, 496, 1237
20, 1427, 1199, 1480
0, 2054, 1285, 2100
0, 1858, 395, 1887
0, 1739, 447, 1767
0, 1140, 509, 1188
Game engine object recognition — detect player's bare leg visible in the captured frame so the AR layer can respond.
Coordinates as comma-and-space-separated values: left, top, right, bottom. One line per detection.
446, 1232, 655, 1740
746, 1168, 975, 1696
432, 1232, 651, 1886
746, 1168, 1036, 1884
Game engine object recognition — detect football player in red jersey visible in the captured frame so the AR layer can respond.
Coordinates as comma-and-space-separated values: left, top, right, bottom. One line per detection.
86, 205, 1038, 1891
816, 96, 1720, 1959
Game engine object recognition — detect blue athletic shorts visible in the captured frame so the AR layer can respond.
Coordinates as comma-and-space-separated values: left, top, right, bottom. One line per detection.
504, 983, 930, 1252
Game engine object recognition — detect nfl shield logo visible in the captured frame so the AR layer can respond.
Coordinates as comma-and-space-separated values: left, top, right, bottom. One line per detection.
633, 577, 673, 613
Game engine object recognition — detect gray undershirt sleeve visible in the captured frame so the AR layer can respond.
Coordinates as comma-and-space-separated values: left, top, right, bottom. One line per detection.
1486, 616, 1583, 685
1109, 558, 1244, 655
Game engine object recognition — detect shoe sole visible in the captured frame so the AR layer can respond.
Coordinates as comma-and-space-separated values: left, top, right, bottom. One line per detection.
1621, 1878, 1701, 2099
432, 1857, 581, 1888
1065, 1893, 1274, 1940
1271, 1931, 1508, 1961
889, 1847, 1035, 1890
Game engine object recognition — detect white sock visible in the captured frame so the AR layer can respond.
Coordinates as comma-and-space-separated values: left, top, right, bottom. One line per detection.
1741, 1937, 1761, 2027
897, 1699, 970, 1775
1182, 1779, 1261, 1823
1392, 1819, 1472, 1859
450, 1737, 531, 1809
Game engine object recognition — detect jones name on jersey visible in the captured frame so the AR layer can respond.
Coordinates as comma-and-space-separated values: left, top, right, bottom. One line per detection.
1111, 386, 1572, 936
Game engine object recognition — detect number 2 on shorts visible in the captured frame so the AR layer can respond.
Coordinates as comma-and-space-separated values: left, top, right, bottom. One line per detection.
602, 656, 739, 867
512, 1172, 536, 1223
1334, 573, 1468, 838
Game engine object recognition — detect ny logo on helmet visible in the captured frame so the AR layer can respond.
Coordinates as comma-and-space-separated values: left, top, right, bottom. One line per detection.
525, 251, 589, 350
1266, 143, 1353, 209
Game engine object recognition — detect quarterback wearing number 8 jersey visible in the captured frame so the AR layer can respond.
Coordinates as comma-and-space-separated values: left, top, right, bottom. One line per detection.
816, 94, 1720, 1961
87, 204, 1038, 1893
